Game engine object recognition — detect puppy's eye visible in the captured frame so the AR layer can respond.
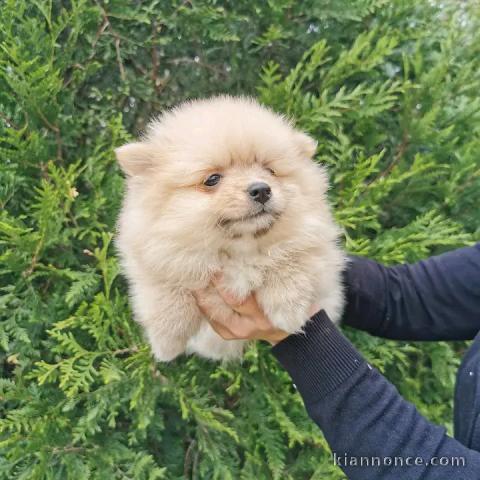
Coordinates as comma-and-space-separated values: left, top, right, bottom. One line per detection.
266, 167, 276, 176
204, 173, 222, 187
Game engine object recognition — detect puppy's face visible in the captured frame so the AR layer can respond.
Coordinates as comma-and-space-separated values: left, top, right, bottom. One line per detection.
183, 160, 290, 237
116, 97, 325, 243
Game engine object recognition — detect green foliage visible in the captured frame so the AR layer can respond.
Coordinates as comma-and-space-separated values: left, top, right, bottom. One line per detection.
1, 0, 479, 478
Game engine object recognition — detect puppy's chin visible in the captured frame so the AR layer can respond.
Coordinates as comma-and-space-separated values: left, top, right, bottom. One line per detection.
219, 210, 281, 237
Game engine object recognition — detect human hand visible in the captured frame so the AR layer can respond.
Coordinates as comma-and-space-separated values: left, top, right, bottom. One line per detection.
194, 276, 319, 345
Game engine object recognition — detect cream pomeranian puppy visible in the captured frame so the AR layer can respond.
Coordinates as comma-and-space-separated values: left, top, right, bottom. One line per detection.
115, 96, 345, 361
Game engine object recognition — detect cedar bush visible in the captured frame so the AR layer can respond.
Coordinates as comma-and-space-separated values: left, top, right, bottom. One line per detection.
1, 1, 479, 479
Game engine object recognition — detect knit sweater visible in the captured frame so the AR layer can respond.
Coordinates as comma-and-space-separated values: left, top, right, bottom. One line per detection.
272, 244, 480, 479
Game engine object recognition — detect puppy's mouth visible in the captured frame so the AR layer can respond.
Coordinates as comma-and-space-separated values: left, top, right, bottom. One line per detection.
218, 207, 281, 228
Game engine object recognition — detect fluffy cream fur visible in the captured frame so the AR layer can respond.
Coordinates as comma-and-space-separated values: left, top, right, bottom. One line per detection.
115, 96, 345, 361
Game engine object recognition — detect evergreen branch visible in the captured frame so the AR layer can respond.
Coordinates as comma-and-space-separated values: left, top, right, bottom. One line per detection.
96, 3, 126, 81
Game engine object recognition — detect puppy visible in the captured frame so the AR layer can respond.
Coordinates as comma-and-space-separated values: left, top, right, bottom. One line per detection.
115, 96, 345, 361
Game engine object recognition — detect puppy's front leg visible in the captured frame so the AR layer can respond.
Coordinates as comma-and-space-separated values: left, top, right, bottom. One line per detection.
256, 266, 316, 334
131, 282, 202, 361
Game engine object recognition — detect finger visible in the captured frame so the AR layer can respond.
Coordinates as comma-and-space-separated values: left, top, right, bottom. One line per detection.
195, 282, 277, 339
230, 293, 262, 317
192, 289, 211, 317
208, 319, 237, 340
211, 280, 264, 318
211, 276, 247, 309
193, 288, 231, 324
193, 291, 242, 339
193, 288, 240, 329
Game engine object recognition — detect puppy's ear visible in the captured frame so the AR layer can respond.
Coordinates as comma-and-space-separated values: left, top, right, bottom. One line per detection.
115, 142, 153, 176
295, 132, 317, 159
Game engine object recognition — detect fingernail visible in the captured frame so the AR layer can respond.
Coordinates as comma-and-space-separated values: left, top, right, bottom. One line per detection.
212, 272, 223, 285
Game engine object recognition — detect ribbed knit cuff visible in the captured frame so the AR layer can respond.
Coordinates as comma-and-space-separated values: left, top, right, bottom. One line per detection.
341, 255, 387, 334
272, 310, 367, 405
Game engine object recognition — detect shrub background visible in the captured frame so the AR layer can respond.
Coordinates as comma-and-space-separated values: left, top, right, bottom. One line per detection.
1, 1, 479, 478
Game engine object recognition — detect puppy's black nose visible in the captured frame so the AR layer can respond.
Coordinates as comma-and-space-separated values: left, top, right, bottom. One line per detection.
247, 182, 272, 204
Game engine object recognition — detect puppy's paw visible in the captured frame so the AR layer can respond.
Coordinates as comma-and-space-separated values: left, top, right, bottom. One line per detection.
197, 284, 242, 318
220, 268, 259, 303
149, 336, 187, 362
186, 322, 246, 361
268, 308, 309, 334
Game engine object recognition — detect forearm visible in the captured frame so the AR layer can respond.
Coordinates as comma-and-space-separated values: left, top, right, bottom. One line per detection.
342, 244, 480, 341
272, 311, 480, 480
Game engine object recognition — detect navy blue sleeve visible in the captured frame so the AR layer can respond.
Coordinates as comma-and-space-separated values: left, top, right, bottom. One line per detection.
342, 244, 480, 341
272, 311, 480, 480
